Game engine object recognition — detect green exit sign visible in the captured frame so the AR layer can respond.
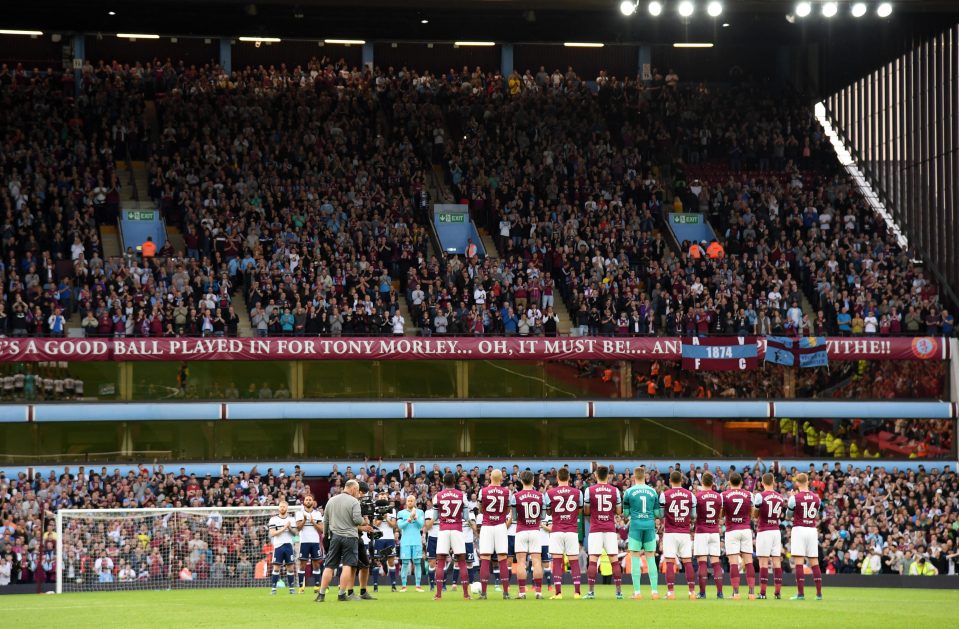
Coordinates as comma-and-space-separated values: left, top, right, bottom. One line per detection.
126, 210, 156, 221
438, 213, 467, 223
670, 213, 701, 225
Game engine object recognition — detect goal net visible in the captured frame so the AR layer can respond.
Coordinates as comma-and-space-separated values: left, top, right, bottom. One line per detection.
56, 506, 304, 593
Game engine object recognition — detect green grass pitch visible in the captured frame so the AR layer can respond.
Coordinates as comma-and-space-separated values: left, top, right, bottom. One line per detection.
4, 586, 957, 628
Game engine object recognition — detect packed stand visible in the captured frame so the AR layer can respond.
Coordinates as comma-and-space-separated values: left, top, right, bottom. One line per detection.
146, 57, 433, 338
0, 62, 150, 337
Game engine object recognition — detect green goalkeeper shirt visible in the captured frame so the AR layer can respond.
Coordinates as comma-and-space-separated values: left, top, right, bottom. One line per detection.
623, 483, 661, 538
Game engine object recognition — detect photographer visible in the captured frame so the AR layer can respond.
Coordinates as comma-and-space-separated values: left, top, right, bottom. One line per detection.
352, 481, 376, 600
371, 490, 398, 592
315, 479, 370, 602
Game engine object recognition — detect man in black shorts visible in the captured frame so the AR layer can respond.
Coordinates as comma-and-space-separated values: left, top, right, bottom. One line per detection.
316, 479, 365, 602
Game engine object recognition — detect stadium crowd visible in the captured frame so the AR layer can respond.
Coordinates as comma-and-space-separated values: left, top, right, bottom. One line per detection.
0, 59, 952, 339
2, 459, 956, 586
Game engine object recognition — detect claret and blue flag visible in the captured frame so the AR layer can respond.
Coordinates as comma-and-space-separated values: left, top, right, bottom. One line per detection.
681, 337, 758, 371
765, 336, 830, 368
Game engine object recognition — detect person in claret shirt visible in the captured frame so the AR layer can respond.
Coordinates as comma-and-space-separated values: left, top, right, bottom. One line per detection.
787, 473, 823, 600
752, 473, 786, 599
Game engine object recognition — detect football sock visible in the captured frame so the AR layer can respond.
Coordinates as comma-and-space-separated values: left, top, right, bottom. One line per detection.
730, 563, 740, 593
587, 558, 598, 592
498, 558, 510, 594
611, 560, 622, 594
428, 568, 435, 588
534, 577, 542, 593
391, 563, 397, 587
698, 560, 708, 595
287, 571, 295, 590
631, 556, 644, 593
665, 561, 675, 594
271, 568, 279, 589
552, 558, 564, 594
458, 558, 470, 598
314, 568, 322, 587
544, 566, 552, 587
298, 570, 306, 588
795, 564, 805, 596
711, 562, 723, 596
469, 565, 478, 584
435, 557, 446, 598
745, 561, 756, 595
683, 561, 696, 595
414, 560, 423, 587
518, 576, 527, 594
811, 564, 822, 597
569, 559, 582, 594
759, 566, 768, 595
773, 567, 783, 595
646, 556, 659, 593
480, 559, 490, 594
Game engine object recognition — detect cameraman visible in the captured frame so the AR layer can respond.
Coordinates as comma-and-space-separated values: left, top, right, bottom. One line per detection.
372, 490, 398, 592
351, 481, 377, 599
315, 479, 371, 602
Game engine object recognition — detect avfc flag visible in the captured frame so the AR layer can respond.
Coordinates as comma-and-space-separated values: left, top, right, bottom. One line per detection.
681, 337, 759, 371
765, 336, 829, 368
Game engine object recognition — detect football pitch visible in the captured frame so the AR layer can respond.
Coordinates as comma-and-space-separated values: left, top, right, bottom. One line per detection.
4, 586, 957, 629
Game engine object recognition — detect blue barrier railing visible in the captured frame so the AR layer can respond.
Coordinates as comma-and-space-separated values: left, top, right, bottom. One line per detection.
1, 399, 952, 422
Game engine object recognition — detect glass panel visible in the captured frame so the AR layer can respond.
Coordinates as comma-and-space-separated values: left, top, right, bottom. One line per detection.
304, 419, 380, 458
382, 419, 461, 458
35, 422, 124, 459
471, 419, 547, 457
131, 361, 291, 400
0, 362, 119, 401
214, 420, 296, 459
303, 362, 378, 398
129, 421, 211, 460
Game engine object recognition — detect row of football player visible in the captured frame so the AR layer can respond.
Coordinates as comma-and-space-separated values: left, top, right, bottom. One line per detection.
272, 466, 824, 601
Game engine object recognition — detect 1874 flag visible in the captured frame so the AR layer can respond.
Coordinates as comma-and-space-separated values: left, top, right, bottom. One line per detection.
681, 337, 758, 371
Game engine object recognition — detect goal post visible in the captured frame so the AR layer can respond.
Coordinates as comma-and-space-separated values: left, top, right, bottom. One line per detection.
56, 506, 303, 594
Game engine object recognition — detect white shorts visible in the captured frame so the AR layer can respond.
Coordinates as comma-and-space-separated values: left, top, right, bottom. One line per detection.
724, 529, 753, 555
756, 530, 783, 558
515, 530, 540, 554
479, 523, 509, 555
436, 529, 466, 556
790, 526, 818, 558
587, 531, 619, 556
662, 532, 692, 560
548, 531, 579, 557
693, 533, 721, 557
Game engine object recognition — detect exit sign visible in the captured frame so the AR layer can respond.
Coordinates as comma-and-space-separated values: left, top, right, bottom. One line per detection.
125, 210, 156, 221
438, 213, 466, 223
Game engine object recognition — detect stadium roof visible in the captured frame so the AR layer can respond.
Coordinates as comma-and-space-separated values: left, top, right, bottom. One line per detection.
6, 1, 958, 45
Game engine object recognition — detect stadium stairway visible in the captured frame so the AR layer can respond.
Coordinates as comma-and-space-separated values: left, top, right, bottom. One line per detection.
232, 291, 254, 337
394, 281, 417, 335
477, 226, 499, 259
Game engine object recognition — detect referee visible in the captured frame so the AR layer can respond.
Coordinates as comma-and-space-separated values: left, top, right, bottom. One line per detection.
315, 479, 365, 602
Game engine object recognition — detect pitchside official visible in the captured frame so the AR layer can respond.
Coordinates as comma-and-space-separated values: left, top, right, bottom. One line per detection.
315, 479, 365, 602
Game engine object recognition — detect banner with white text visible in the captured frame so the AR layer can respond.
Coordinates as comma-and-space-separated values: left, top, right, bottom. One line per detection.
0, 336, 947, 362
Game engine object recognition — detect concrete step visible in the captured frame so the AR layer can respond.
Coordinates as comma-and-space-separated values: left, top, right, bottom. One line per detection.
232, 290, 254, 338
394, 281, 416, 335
477, 227, 500, 259
144, 100, 160, 143
166, 225, 187, 257
551, 291, 573, 336
100, 225, 122, 260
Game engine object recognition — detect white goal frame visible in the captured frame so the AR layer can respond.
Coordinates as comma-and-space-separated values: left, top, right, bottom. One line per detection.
56, 506, 303, 594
